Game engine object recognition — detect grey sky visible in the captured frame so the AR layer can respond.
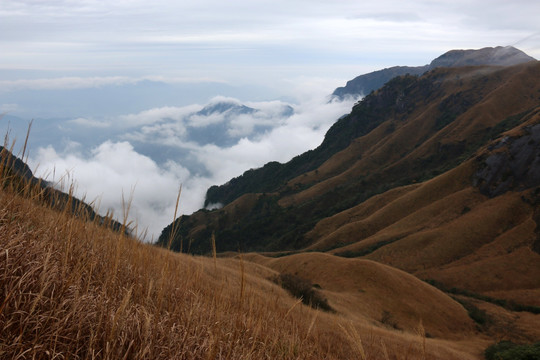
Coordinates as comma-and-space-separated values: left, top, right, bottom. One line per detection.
2, 0, 539, 89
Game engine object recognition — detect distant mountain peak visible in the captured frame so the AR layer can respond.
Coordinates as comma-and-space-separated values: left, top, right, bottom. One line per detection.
196, 101, 256, 116
429, 46, 535, 68
332, 46, 536, 99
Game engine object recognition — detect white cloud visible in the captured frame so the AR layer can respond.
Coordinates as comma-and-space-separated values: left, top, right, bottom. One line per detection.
188, 113, 228, 128
0, 103, 19, 112
120, 97, 294, 146
30, 141, 195, 242
227, 114, 264, 137
118, 105, 201, 127
2, 0, 538, 83
69, 117, 110, 128
190, 95, 355, 185
28, 93, 355, 242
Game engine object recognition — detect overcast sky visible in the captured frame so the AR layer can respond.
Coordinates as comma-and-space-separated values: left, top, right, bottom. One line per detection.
1, 0, 539, 89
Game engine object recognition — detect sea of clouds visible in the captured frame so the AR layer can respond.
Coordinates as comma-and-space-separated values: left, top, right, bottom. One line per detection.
14, 90, 356, 241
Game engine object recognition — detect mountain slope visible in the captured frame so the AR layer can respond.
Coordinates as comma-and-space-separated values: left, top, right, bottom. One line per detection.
160, 61, 540, 256
331, 65, 427, 99
332, 46, 535, 99
159, 60, 540, 328
1, 144, 490, 360
243, 252, 476, 339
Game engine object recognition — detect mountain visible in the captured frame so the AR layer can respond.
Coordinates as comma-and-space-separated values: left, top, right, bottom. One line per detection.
429, 45, 535, 68
194, 101, 257, 117
122, 98, 295, 166
159, 58, 540, 314
184, 99, 293, 147
332, 65, 427, 99
332, 46, 535, 99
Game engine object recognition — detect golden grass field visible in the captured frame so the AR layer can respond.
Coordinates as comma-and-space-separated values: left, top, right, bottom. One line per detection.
0, 147, 502, 359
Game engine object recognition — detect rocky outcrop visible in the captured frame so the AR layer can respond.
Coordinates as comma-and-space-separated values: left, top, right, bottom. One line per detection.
474, 122, 540, 197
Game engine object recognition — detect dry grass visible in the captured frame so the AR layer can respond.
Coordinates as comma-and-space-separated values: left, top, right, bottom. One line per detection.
300, 152, 540, 315
0, 133, 488, 359
0, 181, 359, 359
244, 252, 476, 339
0, 148, 428, 359
0, 148, 490, 359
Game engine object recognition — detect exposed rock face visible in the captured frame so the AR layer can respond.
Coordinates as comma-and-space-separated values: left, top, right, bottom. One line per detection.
474, 123, 540, 197
332, 46, 536, 99
473, 118, 540, 256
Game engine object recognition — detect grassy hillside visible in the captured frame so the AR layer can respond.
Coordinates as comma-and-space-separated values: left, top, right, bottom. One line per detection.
0, 149, 497, 359
153, 61, 540, 356
160, 62, 540, 256
242, 252, 476, 339
0, 174, 349, 358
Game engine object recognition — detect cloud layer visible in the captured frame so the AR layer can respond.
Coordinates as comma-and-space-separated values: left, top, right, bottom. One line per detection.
2, 1, 539, 86
29, 94, 356, 241
0, 76, 222, 93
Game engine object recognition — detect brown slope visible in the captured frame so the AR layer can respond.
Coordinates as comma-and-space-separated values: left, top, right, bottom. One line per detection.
304, 160, 476, 251
309, 122, 540, 308
282, 62, 540, 209
243, 252, 476, 340
273, 64, 540, 309
161, 62, 540, 255
363, 190, 532, 271
2, 146, 489, 360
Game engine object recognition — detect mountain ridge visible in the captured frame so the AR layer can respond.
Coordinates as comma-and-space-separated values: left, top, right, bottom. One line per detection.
160, 61, 540, 255
158, 58, 540, 317
3, 49, 540, 359
332, 46, 535, 99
